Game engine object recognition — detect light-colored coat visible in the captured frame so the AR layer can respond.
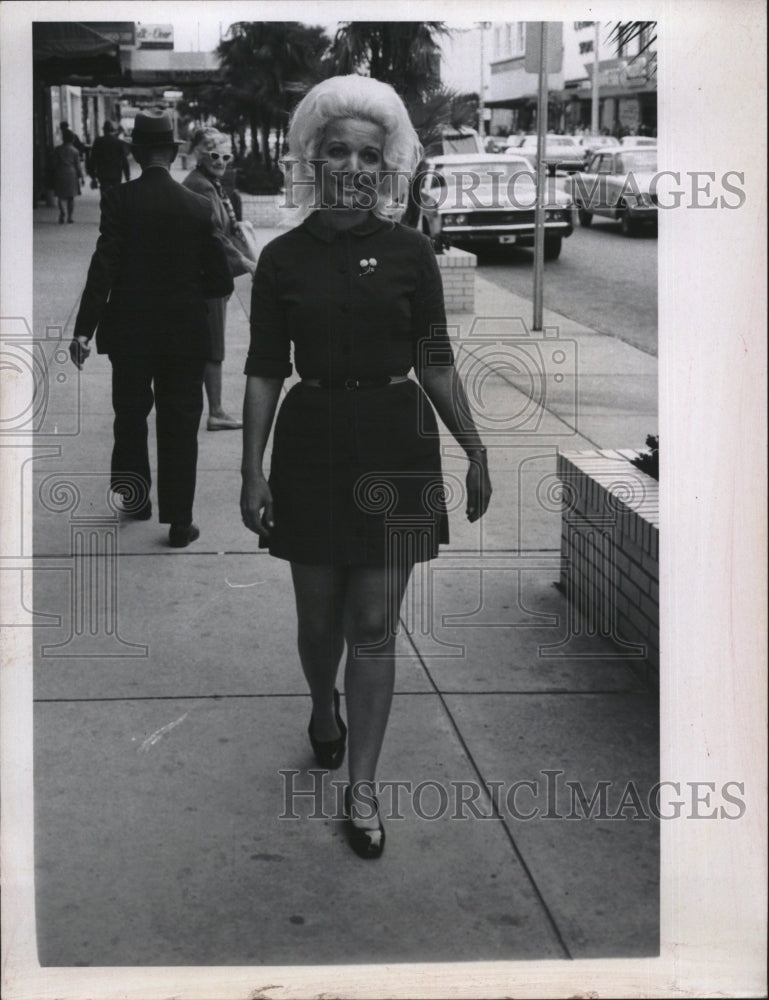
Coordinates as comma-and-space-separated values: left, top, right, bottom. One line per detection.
182, 167, 253, 278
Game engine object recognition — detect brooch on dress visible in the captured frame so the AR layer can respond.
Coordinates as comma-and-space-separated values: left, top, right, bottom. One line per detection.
358, 257, 378, 276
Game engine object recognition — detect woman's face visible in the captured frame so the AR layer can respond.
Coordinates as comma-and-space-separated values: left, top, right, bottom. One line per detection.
317, 118, 385, 210
197, 135, 232, 179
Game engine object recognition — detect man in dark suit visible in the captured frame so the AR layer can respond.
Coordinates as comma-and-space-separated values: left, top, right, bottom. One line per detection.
69, 109, 234, 547
89, 120, 131, 195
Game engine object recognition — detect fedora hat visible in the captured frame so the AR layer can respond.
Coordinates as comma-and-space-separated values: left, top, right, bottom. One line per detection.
129, 109, 177, 147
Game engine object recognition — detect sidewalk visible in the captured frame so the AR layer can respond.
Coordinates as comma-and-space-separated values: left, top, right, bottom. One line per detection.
30, 173, 659, 968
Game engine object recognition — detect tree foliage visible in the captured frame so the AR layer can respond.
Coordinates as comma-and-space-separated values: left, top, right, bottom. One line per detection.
330, 22, 451, 105
215, 21, 330, 165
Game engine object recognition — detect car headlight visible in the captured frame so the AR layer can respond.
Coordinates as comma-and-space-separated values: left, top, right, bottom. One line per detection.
454, 213, 467, 225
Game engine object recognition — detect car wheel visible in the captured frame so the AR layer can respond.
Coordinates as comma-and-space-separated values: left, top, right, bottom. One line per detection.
544, 235, 562, 261
619, 206, 638, 237
578, 208, 593, 227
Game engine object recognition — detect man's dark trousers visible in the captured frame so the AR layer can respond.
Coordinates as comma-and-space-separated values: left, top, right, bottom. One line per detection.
110, 355, 205, 524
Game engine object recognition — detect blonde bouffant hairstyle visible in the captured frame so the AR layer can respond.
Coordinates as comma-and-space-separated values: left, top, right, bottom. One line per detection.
284, 75, 422, 221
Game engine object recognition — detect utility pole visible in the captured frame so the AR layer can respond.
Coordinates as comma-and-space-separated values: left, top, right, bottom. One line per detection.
478, 22, 491, 137
532, 21, 548, 332
591, 21, 600, 133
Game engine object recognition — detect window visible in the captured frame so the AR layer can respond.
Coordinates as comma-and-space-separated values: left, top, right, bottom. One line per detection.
579, 40, 594, 54
597, 155, 615, 174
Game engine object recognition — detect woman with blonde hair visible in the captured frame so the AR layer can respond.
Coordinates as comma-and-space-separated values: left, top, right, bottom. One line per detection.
183, 127, 258, 430
240, 76, 491, 859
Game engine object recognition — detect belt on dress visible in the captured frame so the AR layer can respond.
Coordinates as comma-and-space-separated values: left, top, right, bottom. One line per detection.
301, 376, 410, 390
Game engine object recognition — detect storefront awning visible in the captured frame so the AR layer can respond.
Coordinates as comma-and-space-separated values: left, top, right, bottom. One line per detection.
33, 22, 123, 84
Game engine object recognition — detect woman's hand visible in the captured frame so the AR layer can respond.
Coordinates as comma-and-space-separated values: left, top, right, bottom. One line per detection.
240, 474, 274, 537
466, 453, 492, 522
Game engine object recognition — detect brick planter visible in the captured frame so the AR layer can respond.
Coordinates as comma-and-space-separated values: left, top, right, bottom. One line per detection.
557, 449, 660, 677
437, 246, 477, 313
238, 193, 291, 229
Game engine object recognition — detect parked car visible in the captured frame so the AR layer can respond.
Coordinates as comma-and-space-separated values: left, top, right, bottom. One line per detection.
568, 146, 658, 235
417, 153, 575, 260
505, 133, 586, 174
484, 135, 508, 154
424, 125, 485, 157
620, 135, 656, 147
576, 133, 620, 165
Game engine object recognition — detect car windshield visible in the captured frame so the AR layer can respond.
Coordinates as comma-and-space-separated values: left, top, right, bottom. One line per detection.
441, 134, 482, 154
436, 162, 535, 187
520, 135, 577, 148
617, 150, 657, 172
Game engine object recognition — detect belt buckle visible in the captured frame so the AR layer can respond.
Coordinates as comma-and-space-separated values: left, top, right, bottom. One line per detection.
344, 377, 360, 390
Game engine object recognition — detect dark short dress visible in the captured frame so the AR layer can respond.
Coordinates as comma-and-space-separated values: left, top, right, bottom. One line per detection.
245, 212, 453, 566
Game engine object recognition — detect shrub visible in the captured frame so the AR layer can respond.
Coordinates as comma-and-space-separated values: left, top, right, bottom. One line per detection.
235, 154, 284, 195
631, 435, 659, 481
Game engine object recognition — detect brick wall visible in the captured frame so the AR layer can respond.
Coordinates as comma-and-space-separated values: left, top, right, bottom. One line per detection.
437, 246, 477, 313
557, 449, 659, 676
239, 194, 291, 229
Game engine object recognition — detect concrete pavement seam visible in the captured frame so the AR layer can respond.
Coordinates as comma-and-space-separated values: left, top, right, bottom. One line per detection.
399, 617, 574, 960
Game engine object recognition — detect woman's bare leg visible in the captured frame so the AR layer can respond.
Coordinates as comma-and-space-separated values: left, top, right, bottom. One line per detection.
203, 361, 224, 416
290, 563, 347, 741
343, 559, 414, 828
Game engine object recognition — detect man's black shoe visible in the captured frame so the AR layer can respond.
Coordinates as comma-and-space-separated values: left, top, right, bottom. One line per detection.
168, 523, 200, 548
125, 502, 152, 521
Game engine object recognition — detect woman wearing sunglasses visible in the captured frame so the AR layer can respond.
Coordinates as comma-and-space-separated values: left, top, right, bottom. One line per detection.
183, 128, 259, 430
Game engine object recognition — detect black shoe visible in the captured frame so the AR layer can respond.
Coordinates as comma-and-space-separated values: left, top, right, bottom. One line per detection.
120, 500, 152, 521
308, 688, 347, 769
344, 786, 385, 860
168, 523, 200, 548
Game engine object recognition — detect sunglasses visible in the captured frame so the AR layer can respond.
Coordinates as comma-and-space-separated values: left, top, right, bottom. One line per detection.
206, 151, 232, 163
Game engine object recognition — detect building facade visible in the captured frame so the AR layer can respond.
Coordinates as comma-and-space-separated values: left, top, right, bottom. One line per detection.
487, 21, 656, 137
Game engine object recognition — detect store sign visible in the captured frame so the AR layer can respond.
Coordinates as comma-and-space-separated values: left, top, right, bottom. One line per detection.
137, 24, 174, 49
586, 57, 653, 90
83, 22, 136, 46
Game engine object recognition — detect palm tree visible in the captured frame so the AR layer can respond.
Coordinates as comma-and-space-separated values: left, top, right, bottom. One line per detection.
330, 22, 450, 105
217, 22, 330, 166
607, 21, 657, 58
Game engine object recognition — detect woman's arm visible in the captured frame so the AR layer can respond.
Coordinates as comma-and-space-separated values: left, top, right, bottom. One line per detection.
240, 375, 283, 536
418, 364, 492, 522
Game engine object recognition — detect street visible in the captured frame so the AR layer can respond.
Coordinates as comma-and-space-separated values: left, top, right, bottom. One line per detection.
475, 220, 658, 357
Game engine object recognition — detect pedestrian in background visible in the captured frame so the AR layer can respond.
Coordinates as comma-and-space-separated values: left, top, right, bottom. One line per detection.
183, 127, 259, 430
89, 120, 130, 196
59, 120, 87, 159
69, 109, 233, 547
52, 129, 83, 223
240, 75, 492, 859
